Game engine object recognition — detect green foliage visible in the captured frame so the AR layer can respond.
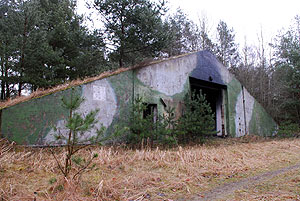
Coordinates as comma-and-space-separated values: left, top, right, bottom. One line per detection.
126, 96, 177, 147
54, 89, 105, 145
72, 155, 84, 166
272, 16, 300, 124
177, 91, 216, 143
93, 0, 169, 67
56, 184, 64, 192
153, 106, 178, 146
276, 121, 300, 138
164, 8, 200, 56
127, 96, 154, 146
215, 20, 240, 68
127, 92, 216, 147
49, 177, 57, 184
0, 0, 106, 99
51, 88, 105, 179
32, 0, 106, 86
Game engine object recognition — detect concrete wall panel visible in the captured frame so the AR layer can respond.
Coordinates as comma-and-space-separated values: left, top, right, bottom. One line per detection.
44, 79, 118, 145
235, 91, 246, 137
243, 88, 255, 134
137, 54, 197, 96
1, 88, 79, 145
1, 51, 278, 145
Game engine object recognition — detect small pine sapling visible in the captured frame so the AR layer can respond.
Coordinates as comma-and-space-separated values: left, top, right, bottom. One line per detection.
155, 106, 178, 146
128, 96, 154, 148
50, 88, 105, 179
177, 91, 216, 143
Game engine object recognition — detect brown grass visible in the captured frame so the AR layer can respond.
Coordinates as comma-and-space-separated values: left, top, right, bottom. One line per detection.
1, 137, 300, 200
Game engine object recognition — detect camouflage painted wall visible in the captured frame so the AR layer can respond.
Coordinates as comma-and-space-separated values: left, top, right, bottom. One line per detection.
1, 51, 277, 145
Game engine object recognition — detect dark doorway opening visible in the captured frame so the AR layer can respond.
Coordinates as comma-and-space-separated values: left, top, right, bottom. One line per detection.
143, 103, 157, 122
189, 77, 226, 135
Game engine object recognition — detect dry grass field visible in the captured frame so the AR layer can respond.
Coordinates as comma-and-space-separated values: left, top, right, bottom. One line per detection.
1, 136, 300, 200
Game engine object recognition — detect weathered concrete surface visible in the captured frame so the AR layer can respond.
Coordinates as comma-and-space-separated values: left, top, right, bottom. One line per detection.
227, 77, 243, 137
243, 88, 255, 134
45, 79, 118, 145
249, 101, 277, 137
216, 90, 225, 136
1, 88, 76, 145
235, 88, 254, 137
137, 53, 196, 96
80, 79, 117, 128
1, 51, 278, 145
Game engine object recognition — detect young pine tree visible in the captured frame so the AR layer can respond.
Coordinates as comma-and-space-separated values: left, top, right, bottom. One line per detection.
177, 91, 216, 143
51, 88, 105, 179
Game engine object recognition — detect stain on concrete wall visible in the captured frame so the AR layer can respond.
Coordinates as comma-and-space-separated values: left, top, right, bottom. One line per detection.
137, 54, 196, 96
1, 51, 278, 145
235, 91, 246, 137
243, 88, 255, 134
249, 101, 277, 137
45, 79, 118, 144
226, 77, 242, 137
135, 54, 193, 118
234, 88, 254, 137
1, 88, 81, 145
80, 79, 117, 128
105, 71, 134, 137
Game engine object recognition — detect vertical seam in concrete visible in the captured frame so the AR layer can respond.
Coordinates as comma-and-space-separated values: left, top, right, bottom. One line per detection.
221, 90, 225, 136
224, 89, 230, 136
242, 86, 247, 135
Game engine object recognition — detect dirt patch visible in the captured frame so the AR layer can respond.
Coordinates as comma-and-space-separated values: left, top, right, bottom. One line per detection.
193, 162, 300, 201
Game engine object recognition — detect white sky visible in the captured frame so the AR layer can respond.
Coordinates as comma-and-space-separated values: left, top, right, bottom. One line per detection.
77, 0, 300, 47
168, 0, 300, 46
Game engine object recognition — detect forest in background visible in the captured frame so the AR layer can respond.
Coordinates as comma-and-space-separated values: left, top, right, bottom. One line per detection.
0, 0, 299, 126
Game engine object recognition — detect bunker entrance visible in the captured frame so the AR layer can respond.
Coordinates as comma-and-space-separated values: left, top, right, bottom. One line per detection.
189, 77, 227, 136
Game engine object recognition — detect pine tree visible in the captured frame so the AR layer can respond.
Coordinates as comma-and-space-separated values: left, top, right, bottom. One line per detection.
51, 88, 105, 178
272, 16, 300, 124
215, 20, 240, 68
94, 0, 169, 67
164, 8, 201, 56
0, 0, 106, 97
177, 91, 215, 143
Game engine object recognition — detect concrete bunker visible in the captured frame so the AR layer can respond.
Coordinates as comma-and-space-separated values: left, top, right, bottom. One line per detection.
0, 51, 277, 146
189, 77, 227, 136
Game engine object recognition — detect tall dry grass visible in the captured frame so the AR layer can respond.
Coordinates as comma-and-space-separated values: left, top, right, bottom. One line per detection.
1, 137, 300, 200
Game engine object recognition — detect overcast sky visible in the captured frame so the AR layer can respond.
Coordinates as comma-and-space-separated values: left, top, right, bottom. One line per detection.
78, 0, 300, 47
168, 0, 300, 46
